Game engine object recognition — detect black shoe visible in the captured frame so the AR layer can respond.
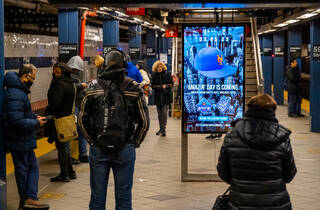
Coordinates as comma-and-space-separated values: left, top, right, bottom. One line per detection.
79, 155, 89, 163
50, 174, 70, 182
71, 158, 80, 165
161, 131, 166, 137
297, 113, 305, 117
289, 113, 298, 118
156, 130, 162, 135
69, 171, 77, 180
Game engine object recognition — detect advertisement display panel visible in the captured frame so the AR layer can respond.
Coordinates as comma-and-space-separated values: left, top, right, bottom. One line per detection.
183, 25, 245, 133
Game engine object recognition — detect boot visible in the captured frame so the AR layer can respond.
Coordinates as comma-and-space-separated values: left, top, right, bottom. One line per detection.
71, 158, 80, 165
69, 171, 77, 180
156, 130, 162, 135
23, 199, 49, 210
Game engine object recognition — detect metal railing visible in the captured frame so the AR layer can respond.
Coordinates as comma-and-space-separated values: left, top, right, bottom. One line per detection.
250, 17, 264, 94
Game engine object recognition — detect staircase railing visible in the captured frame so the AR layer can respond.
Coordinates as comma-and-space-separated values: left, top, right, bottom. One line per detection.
250, 17, 264, 94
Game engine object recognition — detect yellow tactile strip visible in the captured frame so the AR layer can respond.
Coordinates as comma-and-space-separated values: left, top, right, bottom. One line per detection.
283, 90, 310, 113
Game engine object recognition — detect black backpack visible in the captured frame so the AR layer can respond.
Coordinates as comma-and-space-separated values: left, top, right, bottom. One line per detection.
95, 78, 132, 153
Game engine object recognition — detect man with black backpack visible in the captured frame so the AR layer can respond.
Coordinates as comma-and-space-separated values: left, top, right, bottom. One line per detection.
78, 49, 150, 210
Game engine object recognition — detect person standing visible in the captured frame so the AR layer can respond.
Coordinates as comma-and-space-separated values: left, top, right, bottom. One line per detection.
67, 56, 89, 163
217, 94, 297, 210
44, 62, 77, 182
125, 55, 143, 83
136, 61, 151, 104
78, 49, 149, 210
285, 58, 304, 117
3, 64, 49, 210
152, 60, 173, 136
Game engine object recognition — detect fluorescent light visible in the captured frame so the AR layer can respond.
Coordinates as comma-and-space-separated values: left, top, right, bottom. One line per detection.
264, 29, 276, 33
144, 21, 152, 25
161, 28, 166, 32
154, 25, 160, 29
115, 11, 129, 17
314, 9, 320, 13
275, 23, 288, 27
297, 13, 318, 19
134, 17, 143, 23
258, 32, 264, 35
191, 9, 238, 12
284, 19, 300, 24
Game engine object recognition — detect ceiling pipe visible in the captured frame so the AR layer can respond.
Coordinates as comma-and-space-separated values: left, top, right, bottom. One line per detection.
4, 0, 57, 14
80, 10, 97, 59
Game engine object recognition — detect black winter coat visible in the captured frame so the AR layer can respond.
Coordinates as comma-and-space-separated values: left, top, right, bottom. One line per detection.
78, 66, 150, 148
217, 108, 297, 210
3, 72, 39, 151
152, 71, 173, 106
285, 65, 301, 94
44, 75, 76, 143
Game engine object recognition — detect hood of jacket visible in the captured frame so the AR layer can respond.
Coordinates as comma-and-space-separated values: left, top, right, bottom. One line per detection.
4, 71, 30, 93
98, 65, 126, 81
67, 56, 84, 71
234, 108, 291, 151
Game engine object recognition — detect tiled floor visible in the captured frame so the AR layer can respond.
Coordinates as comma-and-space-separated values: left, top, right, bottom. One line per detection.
6, 105, 320, 210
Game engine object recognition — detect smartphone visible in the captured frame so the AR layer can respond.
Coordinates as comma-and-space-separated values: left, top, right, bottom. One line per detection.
44, 115, 53, 121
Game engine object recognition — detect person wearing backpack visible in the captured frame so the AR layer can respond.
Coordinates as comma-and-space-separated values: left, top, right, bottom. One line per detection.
152, 60, 174, 137
78, 49, 150, 210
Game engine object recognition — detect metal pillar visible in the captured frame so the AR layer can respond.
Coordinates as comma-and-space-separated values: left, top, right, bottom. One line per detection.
273, 32, 285, 105
128, 24, 142, 64
262, 35, 273, 95
58, 9, 79, 63
103, 15, 119, 56
0, 0, 6, 209
310, 18, 320, 132
181, 133, 221, 182
288, 27, 302, 71
146, 29, 157, 105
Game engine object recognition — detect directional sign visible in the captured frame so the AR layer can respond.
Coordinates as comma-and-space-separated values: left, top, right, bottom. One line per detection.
166, 25, 178, 38
126, 8, 145, 15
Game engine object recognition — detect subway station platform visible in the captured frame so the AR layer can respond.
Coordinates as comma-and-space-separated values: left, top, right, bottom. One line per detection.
5, 105, 320, 210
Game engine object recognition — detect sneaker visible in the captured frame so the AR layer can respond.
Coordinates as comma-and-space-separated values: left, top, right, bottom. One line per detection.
69, 171, 77, 180
161, 131, 166, 137
297, 113, 305, 117
79, 155, 89, 163
71, 158, 80, 165
23, 199, 49, 210
50, 174, 70, 182
288, 113, 298, 118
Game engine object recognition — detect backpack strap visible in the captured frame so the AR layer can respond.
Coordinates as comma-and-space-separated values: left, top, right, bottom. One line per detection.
119, 77, 134, 92
71, 84, 77, 114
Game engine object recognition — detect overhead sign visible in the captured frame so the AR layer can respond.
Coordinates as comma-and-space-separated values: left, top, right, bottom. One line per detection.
103, 46, 117, 57
290, 46, 301, 58
147, 48, 156, 57
274, 47, 284, 57
129, 47, 141, 60
166, 25, 178, 38
313, 45, 320, 60
58, 44, 78, 63
126, 8, 145, 15
263, 47, 272, 56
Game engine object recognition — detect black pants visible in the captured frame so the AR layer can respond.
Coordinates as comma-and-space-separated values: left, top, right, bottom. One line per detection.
55, 140, 74, 177
156, 104, 169, 132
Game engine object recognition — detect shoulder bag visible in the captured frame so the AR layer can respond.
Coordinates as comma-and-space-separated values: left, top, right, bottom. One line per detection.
212, 187, 230, 210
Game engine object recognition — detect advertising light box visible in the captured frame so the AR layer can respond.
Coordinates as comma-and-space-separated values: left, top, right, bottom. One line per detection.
182, 25, 245, 133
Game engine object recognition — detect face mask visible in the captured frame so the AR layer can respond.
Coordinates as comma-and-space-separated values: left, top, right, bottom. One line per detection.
25, 80, 33, 89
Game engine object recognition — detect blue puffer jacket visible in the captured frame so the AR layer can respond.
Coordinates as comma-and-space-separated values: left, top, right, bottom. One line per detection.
126, 62, 142, 83
3, 72, 39, 151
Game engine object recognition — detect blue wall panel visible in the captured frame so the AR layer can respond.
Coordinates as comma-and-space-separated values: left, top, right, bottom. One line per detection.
103, 16, 119, 47
288, 27, 302, 70
310, 18, 320, 132
273, 32, 285, 105
58, 9, 79, 44
262, 35, 273, 95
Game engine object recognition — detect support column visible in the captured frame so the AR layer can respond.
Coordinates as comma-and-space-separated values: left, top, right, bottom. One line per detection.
58, 9, 79, 63
0, 0, 6, 209
129, 24, 142, 64
103, 15, 119, 56
310, 18, 320, 132
273, 32, 285, 105
288, 27, 302, 71
146, 29, 157, 105
262, 35, 273, 95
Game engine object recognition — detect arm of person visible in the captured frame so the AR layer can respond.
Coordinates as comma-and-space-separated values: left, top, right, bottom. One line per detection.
5, 96, 39, 131
136, 68, 143, 83
132, 91, 150, 147
283, 138, 297, 183
139, 71, 150, 87
217, 134, 232, 184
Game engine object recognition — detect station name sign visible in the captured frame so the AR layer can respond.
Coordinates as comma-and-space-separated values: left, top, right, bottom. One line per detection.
263, 47, 272, 56
59, 44, 78, 63
289, 46, 301, 58
274, 47, 284, 57
313, 45, 320, 60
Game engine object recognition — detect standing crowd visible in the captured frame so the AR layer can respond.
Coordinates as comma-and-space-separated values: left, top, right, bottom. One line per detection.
3, 49, 297, 210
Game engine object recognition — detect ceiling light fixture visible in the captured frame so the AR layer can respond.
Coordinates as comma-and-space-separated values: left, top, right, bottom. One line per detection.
275, 23, 288, 27
284, 19, 300, 24
191, 9, 238, 12
297, 13, 318, 19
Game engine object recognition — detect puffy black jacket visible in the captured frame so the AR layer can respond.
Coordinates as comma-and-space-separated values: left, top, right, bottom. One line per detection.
44, 74, 76, 143
3, 72, 39, 151
217, 108, 297, 210
152, 71, 173, 106
78, 66, 150, 148
285, 65, 301, 94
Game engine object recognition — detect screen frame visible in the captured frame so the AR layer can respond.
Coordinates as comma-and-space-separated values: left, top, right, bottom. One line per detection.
181, 23, 247, 134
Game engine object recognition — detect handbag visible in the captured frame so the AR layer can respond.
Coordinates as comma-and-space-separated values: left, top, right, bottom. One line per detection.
53, 84, 78, 143
212, 187, 230, 210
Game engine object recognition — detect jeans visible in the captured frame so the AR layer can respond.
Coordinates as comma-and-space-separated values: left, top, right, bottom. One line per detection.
89, 144, 136, 210
78, 125, 88, 157
288, 92, 302, 115
11, 150, 39, 201
76, 107, 88, 157
55, 140, 74, 177
156, 104, 169, 132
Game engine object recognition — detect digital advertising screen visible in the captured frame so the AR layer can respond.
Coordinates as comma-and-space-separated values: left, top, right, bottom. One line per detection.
182, 25, 245, 133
